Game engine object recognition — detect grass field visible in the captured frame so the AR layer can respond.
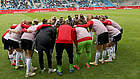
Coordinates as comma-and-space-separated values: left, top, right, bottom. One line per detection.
0, 9, 140, 79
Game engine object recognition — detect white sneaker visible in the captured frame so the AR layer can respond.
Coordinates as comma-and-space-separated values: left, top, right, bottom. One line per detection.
25, 72, 36, 77
31, 67, 38, 72
112, 56, 116, 60
15, 65, 24, 70
41, 68, 46, 72
105, 59, 112, 62
48, 68, 56, 73
99, 59, 105, 64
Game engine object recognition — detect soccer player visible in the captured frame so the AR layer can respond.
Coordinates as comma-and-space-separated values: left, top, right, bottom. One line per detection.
65, 15, 74, 27
8, 21, 30, 69
2, 24, 17, 65
105, 16, 123, 53
73, 21, 92, 70
21, 20, 39, 77
105, 16, 123, 33
101, 20, 122, 61
35, 19, 56, 74
79, 14, 87, 24
55, 16, 64, 28
51, 16, 57, 26
56, 21, 75, 75
75, 14, 109, 65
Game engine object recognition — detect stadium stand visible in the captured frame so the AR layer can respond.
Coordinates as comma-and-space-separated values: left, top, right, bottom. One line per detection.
0, 0, 115, 10
109, 0, 140, 7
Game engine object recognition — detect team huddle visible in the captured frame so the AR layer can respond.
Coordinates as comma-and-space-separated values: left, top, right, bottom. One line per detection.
2, 14, 123, 77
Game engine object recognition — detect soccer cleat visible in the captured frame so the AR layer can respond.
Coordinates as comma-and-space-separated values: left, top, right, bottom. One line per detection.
85, 64, 90, 68
105, 59, 112, 62
69, 68, 74, 73
57, 70, 63, 76
25, 72, 36, 78
48, 68, 56, 73
112, 56, 116, 60
14, 65, 24, 69
31, 67, 38, 72
90, 62, 98, 66
41, 68, 46, 73
11, 63, 16, 66
99, 59, 105, 64
73, 65, 80, 70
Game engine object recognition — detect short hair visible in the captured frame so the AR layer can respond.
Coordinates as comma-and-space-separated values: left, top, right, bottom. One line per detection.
26, 20, 32, 25
105, 16, 108, 19
47, 19, 52, 24
42, 19, 47, 24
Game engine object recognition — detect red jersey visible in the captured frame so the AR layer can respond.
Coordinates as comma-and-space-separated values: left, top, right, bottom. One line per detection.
56, 24, 76, 44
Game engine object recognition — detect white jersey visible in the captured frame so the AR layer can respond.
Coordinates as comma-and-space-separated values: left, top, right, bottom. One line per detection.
21, 25, 38, 41
9, 24, 22, 42
91, 19, 108, 36
106, 25, 121, 38
107, 19, 122, 30
3, 33, 10, 40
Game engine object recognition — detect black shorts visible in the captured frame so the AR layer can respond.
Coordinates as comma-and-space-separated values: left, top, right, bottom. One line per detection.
96, 32, 109, 45
9, 39, 20, 49
2, 37, 10, 50
21, 39, 33, 50
120, 28, 123, 34
112, 33, 122, 42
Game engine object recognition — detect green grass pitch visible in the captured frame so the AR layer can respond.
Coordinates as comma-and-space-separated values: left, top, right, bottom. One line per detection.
0, 9, 140, 79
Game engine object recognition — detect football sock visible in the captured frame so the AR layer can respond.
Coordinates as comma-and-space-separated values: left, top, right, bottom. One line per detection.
112, 45, 116, 57
26, 58, 32, 74
86, 53, 91, 65
57, 65, 62, 72
16, 52, 20, 66
101, 50, 106, 61
30, 63, 33, 71
69, 64, 73, 70
20, 52, 26, 65
107, 48, 112, 60
95, 50, 100, 64
9, 54, 14, 63
76, 54, 80, 67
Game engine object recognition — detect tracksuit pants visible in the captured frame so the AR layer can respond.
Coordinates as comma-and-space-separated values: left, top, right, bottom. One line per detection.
38, 49, 53, 70
56, 43, 73, 66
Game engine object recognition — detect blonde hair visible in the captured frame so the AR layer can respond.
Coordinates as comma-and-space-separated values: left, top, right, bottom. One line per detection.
87, 14, 93, 21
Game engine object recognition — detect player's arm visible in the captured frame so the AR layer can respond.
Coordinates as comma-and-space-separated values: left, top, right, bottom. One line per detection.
10, 25, 17, 29
10, 29, 20, 34
21, 22, 31, 28
22, 28, 33, 33
76, 20, 94, 27
36, 24, 52, 31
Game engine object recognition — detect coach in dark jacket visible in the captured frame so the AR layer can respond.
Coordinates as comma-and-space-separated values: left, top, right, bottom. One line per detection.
35, 19, 56, 73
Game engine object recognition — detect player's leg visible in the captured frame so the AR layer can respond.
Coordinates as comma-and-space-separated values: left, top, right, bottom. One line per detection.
90, 35, 102, 66
73, 41, 84, 70
105, 42, 113, 62
38, 50, 45, 72
45, 48, 56, 73
3, 38, 14, 64
100, 43, 107, 64
14, 41, 25, 69
56, 43, 64, 75
90, 44, 101, 66
65, 44, 74, 73
25, 50, 36, 77
85, 40, 92, 68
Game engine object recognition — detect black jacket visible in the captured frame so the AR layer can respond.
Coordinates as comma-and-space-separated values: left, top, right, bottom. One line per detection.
35, 26, 56, 51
